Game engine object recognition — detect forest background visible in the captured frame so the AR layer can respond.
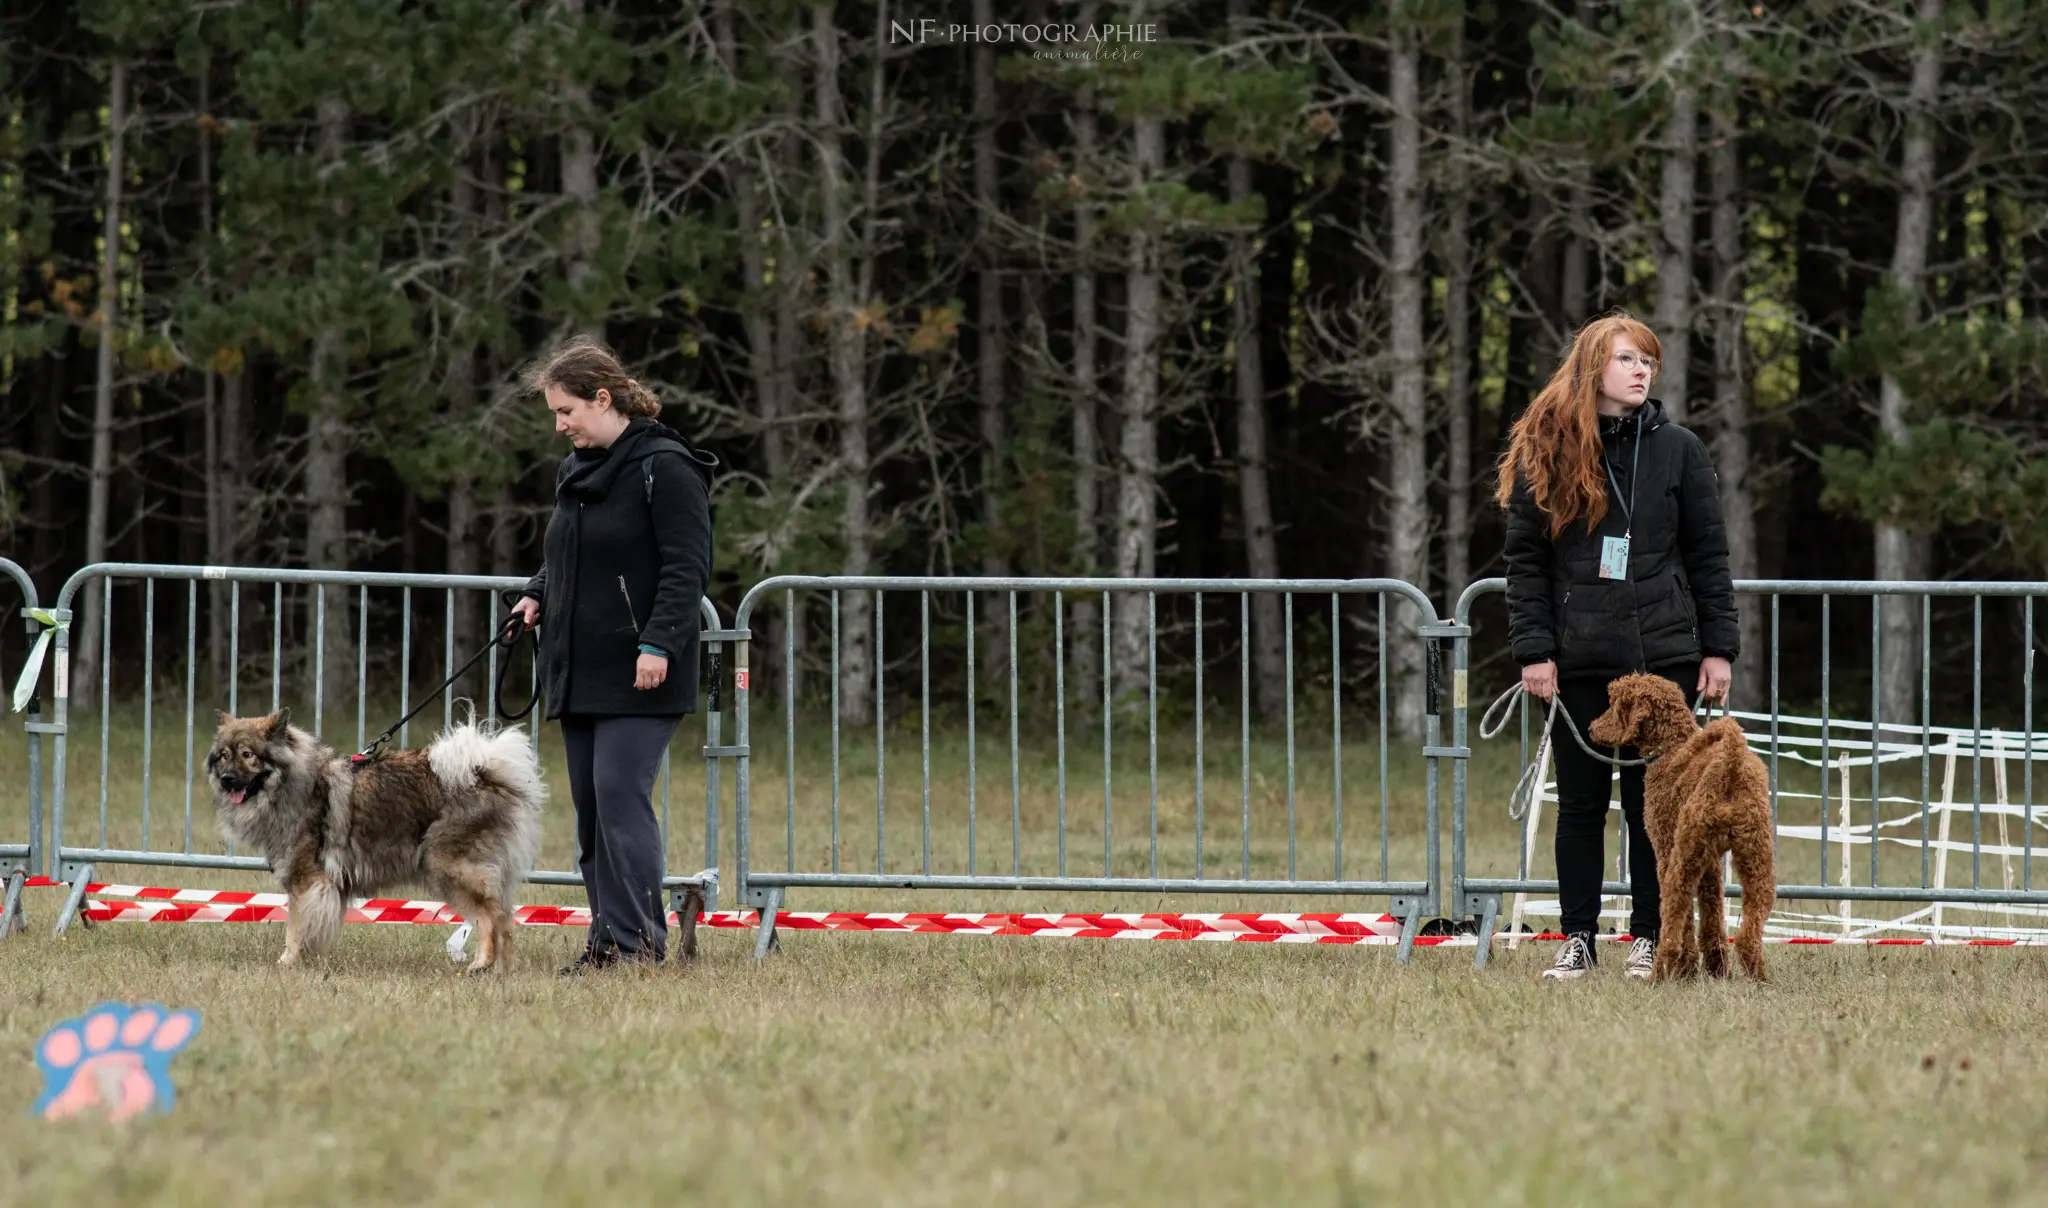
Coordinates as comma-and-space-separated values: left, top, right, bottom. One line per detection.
3, 0, 2045, 734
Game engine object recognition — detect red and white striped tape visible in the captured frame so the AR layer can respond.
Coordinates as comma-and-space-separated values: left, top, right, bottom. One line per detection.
22, 877, 2048, 945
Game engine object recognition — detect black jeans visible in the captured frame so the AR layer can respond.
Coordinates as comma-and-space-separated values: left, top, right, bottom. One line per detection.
1552, 663, 1697, 942
561, 714, 680, 961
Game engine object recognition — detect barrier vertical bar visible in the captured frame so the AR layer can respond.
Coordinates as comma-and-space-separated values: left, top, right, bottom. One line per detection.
401, 586, 412, 747
1973, 595, 1984, 887
1240, 592, 1250, 880
831, 591, 840, 874
967, 590, 977, 876
314, 584, 326, 736
784, 588, 795, 881
98, 578, 111, 848
1379, 592, 1389, 881
1284, 591, 1295, 881
1102, 591, 1112, 877
183, 580, 196, 854
1194, 592, 1204, 879
1871, 595, 1881, 887
874, 590, 884, 876
444, 590, 456, 732
270, 581, 281, 714
1826, 597, 1843, 888
356, 585, 367, 750
1011, 591, 1022, 879
1332, 593, 1343, 881
920, 590, 931, 876
1147, 591, 1157, 880
229, 582, 240, 716
1921, 594, 1932, 886
142, 578, 155, 852
1056, 591, 1068, 878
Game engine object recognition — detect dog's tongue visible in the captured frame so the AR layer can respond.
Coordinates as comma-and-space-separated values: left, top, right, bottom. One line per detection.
229, 787, 248, 805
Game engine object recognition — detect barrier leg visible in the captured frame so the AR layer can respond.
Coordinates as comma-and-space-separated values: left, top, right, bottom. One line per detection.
1394, 900, 1424, 965
752, 887, 783, 962
1472, 894, 1500, 970
0, 869, 24, 938
53, 864, 92, 936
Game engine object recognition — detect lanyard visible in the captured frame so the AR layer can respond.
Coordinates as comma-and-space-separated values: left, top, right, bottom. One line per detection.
1602, 408, 1643, 537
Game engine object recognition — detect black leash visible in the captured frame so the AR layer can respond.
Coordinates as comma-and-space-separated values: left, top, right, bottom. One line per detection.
350, 612, 538, 769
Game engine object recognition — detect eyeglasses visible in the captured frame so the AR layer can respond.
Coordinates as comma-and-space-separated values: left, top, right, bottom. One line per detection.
1612, 351, 1658, 374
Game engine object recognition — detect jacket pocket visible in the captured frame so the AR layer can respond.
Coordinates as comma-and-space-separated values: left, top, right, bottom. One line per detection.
1674, 572, 1697, 632
617, 575, 641, 634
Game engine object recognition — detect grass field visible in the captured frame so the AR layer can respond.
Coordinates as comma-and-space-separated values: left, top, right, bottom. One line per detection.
7, 921, 2048, 1205
8, 704, 2048, 1204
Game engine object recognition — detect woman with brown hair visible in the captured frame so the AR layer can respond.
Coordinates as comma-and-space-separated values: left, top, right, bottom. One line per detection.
1496, 312, 1739, 981
511, 337, 717, 973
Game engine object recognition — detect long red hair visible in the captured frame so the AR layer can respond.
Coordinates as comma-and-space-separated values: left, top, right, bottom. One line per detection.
1493, 313, 1663, 537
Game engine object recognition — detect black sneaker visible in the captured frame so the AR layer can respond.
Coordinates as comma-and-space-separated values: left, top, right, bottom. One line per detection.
1542, 932, 1596, 981
557, 950, 618, 977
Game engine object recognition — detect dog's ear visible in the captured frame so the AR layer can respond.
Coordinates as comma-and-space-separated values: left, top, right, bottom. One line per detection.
266, 708, 292, 741
215, 709, 234, 730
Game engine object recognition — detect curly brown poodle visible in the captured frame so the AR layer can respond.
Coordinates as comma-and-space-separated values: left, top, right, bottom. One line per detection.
1587, 674, 1775, 981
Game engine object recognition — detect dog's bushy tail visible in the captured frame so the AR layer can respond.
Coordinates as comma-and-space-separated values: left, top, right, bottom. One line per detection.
428, 723, 546, 904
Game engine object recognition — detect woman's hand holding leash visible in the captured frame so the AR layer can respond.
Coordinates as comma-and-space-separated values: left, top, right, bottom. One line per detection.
1697, 656, 1732, 704
512, 597, 540, 630
1521, 659, 1557, 702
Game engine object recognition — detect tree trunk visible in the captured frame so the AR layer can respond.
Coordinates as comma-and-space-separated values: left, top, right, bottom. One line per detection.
1383, 3, 1428, 742
559, 0, 603, 342
1707, 67, 1760, 714
717, 0, 802, 700
814, 3, 873, 725
1229, 151, 1283, 718
972, 0, 1010, 685
74, 60, 125, 712
198, 58, 230, 692
446, 136, 484, 702
489, 481, 519, 578
1876, 0, 1941, 728
1561, 186, 1590, 327
1069, 2, 1102, 716
1442, 7, 1475, 614
305, 95, 356, 725
1226, 0, 1283, 720
1112, 113, 1164, 701
1654, 82, 1698, 421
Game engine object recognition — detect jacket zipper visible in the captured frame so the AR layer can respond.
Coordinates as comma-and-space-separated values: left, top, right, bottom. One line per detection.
618, 576, 641, 632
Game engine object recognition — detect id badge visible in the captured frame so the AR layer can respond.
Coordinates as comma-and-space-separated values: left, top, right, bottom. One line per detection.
1598, 535, 1630, 580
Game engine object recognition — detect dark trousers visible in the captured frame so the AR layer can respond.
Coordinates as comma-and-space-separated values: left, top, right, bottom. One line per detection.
561, 714, 680, 960
1553, 663, 1697, 942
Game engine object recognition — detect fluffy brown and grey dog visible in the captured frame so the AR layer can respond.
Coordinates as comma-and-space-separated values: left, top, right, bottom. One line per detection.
1587, 674, 1775, 982
206, 710, 544, 972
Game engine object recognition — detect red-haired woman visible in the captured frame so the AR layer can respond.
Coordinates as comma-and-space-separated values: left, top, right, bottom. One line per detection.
1496, 312, 1739, 981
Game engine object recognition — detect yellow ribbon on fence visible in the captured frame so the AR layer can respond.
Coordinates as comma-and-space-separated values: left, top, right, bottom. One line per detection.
11, 607, 63, 714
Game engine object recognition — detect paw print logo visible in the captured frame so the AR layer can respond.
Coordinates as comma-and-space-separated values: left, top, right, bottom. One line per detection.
33, 1003, 201, 1122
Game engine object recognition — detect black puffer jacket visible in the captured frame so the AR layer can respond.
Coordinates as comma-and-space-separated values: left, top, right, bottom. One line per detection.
1503, 400, 1739, 679
520, 417, 716, 717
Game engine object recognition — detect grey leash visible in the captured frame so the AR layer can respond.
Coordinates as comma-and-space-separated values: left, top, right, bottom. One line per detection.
1479, 683, 1722, 822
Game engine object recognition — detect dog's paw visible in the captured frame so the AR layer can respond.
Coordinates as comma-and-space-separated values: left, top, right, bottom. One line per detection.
276, 950, 301, 968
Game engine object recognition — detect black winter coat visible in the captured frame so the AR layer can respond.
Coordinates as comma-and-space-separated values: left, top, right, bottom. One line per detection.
519, 417, 716, 718
1503, 400, 1739, 680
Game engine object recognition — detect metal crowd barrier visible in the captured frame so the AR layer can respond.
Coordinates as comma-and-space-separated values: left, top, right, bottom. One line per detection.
725, 576, 1459, 962
39, 563, 729, 934
1453, 577, 2048, 967
1, 557, 50, 938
